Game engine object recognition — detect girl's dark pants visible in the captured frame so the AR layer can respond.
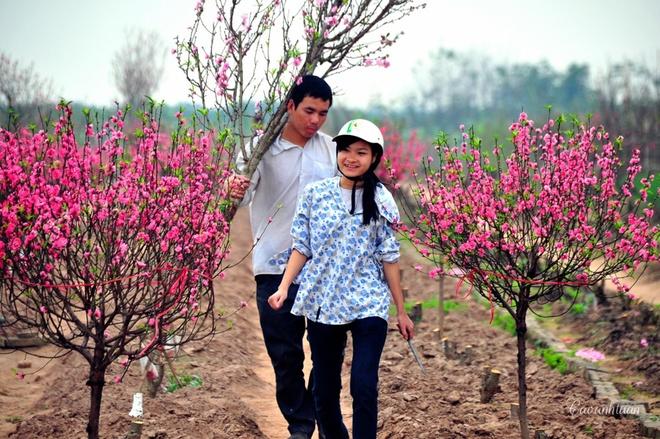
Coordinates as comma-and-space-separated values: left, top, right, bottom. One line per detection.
256, 274, 316, 438
307, 316, 388, 439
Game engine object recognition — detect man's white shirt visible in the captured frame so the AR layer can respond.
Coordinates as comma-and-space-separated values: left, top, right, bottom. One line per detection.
238, 132, 337, 275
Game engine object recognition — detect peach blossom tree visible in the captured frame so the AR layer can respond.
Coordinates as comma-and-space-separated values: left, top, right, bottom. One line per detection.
0, 102, 234, 438
403, 112, 659, 439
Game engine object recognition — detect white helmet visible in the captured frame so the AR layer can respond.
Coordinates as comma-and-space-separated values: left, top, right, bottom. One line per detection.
333, 119, 384, 152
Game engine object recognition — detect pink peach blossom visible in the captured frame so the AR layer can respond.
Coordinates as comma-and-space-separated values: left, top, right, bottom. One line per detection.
575, 348, 605, 362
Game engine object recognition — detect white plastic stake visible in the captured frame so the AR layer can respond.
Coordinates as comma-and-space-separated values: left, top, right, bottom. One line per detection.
129, 392, 143, 418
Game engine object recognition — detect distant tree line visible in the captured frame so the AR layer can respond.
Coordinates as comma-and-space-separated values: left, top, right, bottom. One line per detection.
0, 29, 164, 131
393, 50, 593, 133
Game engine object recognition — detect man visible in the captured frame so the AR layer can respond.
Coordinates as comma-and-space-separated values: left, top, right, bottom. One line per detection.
232, 75, 335, 439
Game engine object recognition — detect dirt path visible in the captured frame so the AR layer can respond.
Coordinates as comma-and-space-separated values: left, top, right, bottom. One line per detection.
218, 208, 294, 439
607, 274, 660, 305
244, 346, 285, 438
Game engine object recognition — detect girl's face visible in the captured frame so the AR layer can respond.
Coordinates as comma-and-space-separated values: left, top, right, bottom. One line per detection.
337, 140, 376, 180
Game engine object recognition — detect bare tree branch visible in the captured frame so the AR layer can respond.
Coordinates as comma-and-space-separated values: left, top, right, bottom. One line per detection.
175, 0, 426, 182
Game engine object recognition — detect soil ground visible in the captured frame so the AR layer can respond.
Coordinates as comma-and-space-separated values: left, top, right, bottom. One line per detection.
533, 281, 659, 409
0, 208, 654, 438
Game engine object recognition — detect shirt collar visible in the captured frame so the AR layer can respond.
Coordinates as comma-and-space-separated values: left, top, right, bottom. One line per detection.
271, 133, 316, 156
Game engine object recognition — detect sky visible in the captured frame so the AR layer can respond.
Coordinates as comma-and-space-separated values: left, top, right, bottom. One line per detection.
1, 0, 659, 109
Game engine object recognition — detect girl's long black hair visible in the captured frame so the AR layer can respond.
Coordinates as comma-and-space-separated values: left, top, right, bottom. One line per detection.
336, 137, 383, 225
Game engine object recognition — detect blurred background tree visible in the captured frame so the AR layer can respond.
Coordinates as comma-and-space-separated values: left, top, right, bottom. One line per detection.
112, 29, 165, 107
595, 60, 659, 173
0, 51, 53, 128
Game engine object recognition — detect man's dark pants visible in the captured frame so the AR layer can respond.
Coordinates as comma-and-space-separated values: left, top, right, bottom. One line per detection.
256, 274, 315, 438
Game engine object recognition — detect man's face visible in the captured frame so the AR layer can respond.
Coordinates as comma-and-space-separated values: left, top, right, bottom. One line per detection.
287, 96, 331, 140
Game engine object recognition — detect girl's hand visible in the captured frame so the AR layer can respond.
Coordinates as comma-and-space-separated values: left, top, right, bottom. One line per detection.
268, 288, 288, 310
397, 313, 415, 340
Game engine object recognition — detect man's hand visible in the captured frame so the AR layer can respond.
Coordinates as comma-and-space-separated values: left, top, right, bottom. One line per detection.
227, 174, 251, 200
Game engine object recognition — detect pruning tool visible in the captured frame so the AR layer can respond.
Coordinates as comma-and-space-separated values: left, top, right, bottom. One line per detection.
406, 339, 425, 374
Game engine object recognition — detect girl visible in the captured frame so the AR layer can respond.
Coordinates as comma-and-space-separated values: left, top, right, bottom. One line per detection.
268, 119, 414, 439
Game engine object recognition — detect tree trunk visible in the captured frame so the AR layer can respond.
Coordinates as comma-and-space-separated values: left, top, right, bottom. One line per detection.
409, 302, 423, 323
437, 276, 445, 340
86, 348, 107, 439
593, 279, 608, 306
516, 307, 530, 439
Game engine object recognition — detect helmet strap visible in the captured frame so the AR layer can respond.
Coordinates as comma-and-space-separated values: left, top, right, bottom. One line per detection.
350, 179, 357, 215
337, 165, 363, 215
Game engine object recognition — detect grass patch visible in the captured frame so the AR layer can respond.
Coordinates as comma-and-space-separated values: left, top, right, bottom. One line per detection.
610, 375, 658, 404
165, 373, 203, 393
492, 312, 516, 336
560, 287, 594, 314
391, 297, 467, 316
5, 415, 22, 424
540, 302, 553, 315
569, 303, 587, 315
618, 384, 636, 400
535, 346, 570, 374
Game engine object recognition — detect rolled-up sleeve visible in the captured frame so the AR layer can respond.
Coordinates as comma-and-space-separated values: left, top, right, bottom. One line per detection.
236, 140, 260, 207
291, 186, 313, 258
375, 220, 400, 263
375, 187, 400, 263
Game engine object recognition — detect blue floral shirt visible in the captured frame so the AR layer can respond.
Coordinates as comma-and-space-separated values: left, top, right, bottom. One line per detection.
271, 176, 400, 325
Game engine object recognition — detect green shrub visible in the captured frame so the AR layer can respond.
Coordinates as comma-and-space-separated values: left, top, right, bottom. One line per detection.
536, 347, 569, 374
165, 374, 203, 393
570, 303, 587, 315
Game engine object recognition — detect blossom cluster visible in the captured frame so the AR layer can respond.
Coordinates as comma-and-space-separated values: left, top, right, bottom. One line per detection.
404, 113, 658, 298
0, 103, 233, 361
575, 348, 606, 362
1, 105, 230, 276
376, 122, 426, 189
